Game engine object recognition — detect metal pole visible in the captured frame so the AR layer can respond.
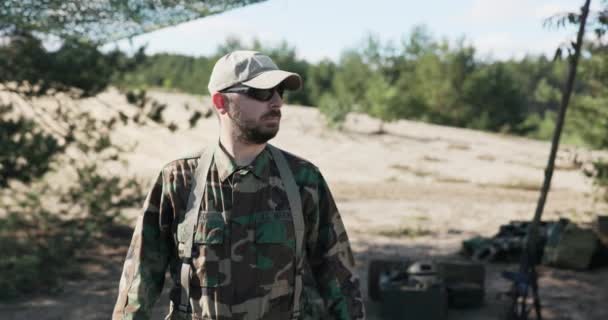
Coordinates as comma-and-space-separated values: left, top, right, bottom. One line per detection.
509, 1, 592, 319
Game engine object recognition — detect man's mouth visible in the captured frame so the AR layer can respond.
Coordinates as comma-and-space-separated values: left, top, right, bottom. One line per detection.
263, 111, 281, 120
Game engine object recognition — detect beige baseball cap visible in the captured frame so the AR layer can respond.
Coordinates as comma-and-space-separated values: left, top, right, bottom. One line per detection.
208, 50, 302, 93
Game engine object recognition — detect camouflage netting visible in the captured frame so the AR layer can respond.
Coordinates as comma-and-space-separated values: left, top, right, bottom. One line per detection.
0, 0, 267, 43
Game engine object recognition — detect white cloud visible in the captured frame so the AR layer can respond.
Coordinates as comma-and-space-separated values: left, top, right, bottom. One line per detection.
466, 0, 593, 24
473, 33, 520, 59
472, 32, 566, 60
104, 14, 281, 56
468, 0, 536, 23
298, 49, 339, 63
534, 4, 574, 20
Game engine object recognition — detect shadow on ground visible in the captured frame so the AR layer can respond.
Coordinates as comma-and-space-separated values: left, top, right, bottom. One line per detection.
354, 238, 608, 320
0, 226, 606, 320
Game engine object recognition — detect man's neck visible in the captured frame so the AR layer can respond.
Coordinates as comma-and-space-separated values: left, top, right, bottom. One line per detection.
219, 135, 266, 166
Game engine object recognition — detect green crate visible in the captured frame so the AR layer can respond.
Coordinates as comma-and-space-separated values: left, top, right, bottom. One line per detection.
379, 282, 448, 320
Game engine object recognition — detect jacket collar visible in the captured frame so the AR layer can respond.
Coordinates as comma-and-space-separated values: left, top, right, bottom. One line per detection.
214, 142, 271, 182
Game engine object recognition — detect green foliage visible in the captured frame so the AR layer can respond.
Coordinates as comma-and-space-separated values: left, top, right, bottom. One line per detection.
318, 94, 351, 128
0, 32, 172, 299
0, 211, 75, 299
0, 104, 62, 187
0, 94, 147, 298
116, 37, 316, 105
113, 25, 608, 154
305, 59, 336, 106
461, 62, 528, 132
116, 53, 214, 95
560, 44, 608, 148
519, 112, 556, 140
0, 32, 144, 98
0, 158, 144, 299
331, 51, 372, 113
317, 50, 372, 127
109, 25, 608, 193
562, 95, 608, 147
363, 73, 398, 122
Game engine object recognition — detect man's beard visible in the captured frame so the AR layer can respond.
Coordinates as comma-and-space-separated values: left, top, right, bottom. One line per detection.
228, 108, 281, 145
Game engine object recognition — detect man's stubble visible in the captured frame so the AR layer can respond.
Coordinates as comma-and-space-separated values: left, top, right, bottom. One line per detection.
227, 103, 281, 145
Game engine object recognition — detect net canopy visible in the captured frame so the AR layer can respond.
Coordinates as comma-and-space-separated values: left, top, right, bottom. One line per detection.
0, 0, 268, 43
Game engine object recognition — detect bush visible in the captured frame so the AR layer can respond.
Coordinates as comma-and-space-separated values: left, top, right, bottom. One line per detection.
0, 33, 156, 299
0, 125, 145, 299
0, 211, 79, 299
519, 112, 556, 140
318, 93, 351, 128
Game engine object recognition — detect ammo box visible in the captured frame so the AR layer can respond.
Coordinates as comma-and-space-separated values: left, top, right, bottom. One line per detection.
380, 282, 448, 320
543, 222, 599, 270
379, 261, 448, 320
368, 259, 485, 319
438, 261, 485, 308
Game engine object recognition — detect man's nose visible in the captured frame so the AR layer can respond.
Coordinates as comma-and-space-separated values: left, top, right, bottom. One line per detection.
269, 91, 283, 109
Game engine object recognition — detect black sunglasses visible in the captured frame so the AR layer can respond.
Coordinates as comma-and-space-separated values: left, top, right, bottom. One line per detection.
221, 84, 284, 102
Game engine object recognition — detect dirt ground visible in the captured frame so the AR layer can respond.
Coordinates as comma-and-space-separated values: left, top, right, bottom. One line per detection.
1, 89, 607, 319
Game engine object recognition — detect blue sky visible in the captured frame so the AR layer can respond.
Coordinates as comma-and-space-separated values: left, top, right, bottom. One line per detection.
104, 0, 600, 62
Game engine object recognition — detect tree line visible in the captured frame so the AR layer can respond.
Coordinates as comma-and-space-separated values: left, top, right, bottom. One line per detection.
115, 26, 608, 149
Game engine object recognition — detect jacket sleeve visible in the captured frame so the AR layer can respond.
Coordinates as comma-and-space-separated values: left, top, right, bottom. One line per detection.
113, 170, 173, 320
307, 172, 366, 320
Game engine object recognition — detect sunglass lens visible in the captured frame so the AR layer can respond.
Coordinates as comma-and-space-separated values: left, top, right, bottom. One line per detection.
277, 86, 284, 99
249, 87, 284, 101
248, 88, 272, 101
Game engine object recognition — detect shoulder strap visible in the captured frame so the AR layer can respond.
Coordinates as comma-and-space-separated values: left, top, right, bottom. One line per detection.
268, 144, 305, 320
176, 147, 215, 313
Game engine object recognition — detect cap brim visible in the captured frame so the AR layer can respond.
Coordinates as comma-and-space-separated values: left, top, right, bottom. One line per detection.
242, 70, 302, 91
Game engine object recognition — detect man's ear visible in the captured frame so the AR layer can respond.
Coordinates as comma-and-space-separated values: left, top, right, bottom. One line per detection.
212, 92, 228, 114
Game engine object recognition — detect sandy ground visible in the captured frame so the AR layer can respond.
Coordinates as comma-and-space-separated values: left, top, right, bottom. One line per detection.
1, 88, 607, 319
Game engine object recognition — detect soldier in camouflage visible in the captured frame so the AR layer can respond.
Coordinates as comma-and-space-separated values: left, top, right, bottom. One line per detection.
113, 51, 365, 320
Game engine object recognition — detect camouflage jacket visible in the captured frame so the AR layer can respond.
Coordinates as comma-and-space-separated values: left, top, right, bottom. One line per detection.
113, 143, 365, 320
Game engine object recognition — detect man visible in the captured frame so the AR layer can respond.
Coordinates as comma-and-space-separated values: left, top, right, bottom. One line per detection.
113, 51, 365, 320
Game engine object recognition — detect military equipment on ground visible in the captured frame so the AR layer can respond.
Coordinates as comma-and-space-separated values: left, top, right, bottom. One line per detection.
462, 218, 604, 270
543, 220, 599, 270
368, 260, 408, 301
368, 259, 484, 319
439, 261, 485, 308
462, 220, 557, 263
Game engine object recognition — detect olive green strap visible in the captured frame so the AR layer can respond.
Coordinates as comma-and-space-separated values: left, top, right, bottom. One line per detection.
176, 148, 214, 313
268, 144, 304, 320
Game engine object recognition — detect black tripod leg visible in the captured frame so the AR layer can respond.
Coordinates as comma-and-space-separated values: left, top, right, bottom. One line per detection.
530, 267, 543, 320
531, 275, 542, 320
520, 285, 530, 320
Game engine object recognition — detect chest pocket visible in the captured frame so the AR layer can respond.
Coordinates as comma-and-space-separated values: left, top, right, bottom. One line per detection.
255, 210, 296, 291
192, 211, 226, 288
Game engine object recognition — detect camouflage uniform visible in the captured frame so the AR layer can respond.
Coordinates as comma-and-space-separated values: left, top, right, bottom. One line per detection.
113, 143, 365, 320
